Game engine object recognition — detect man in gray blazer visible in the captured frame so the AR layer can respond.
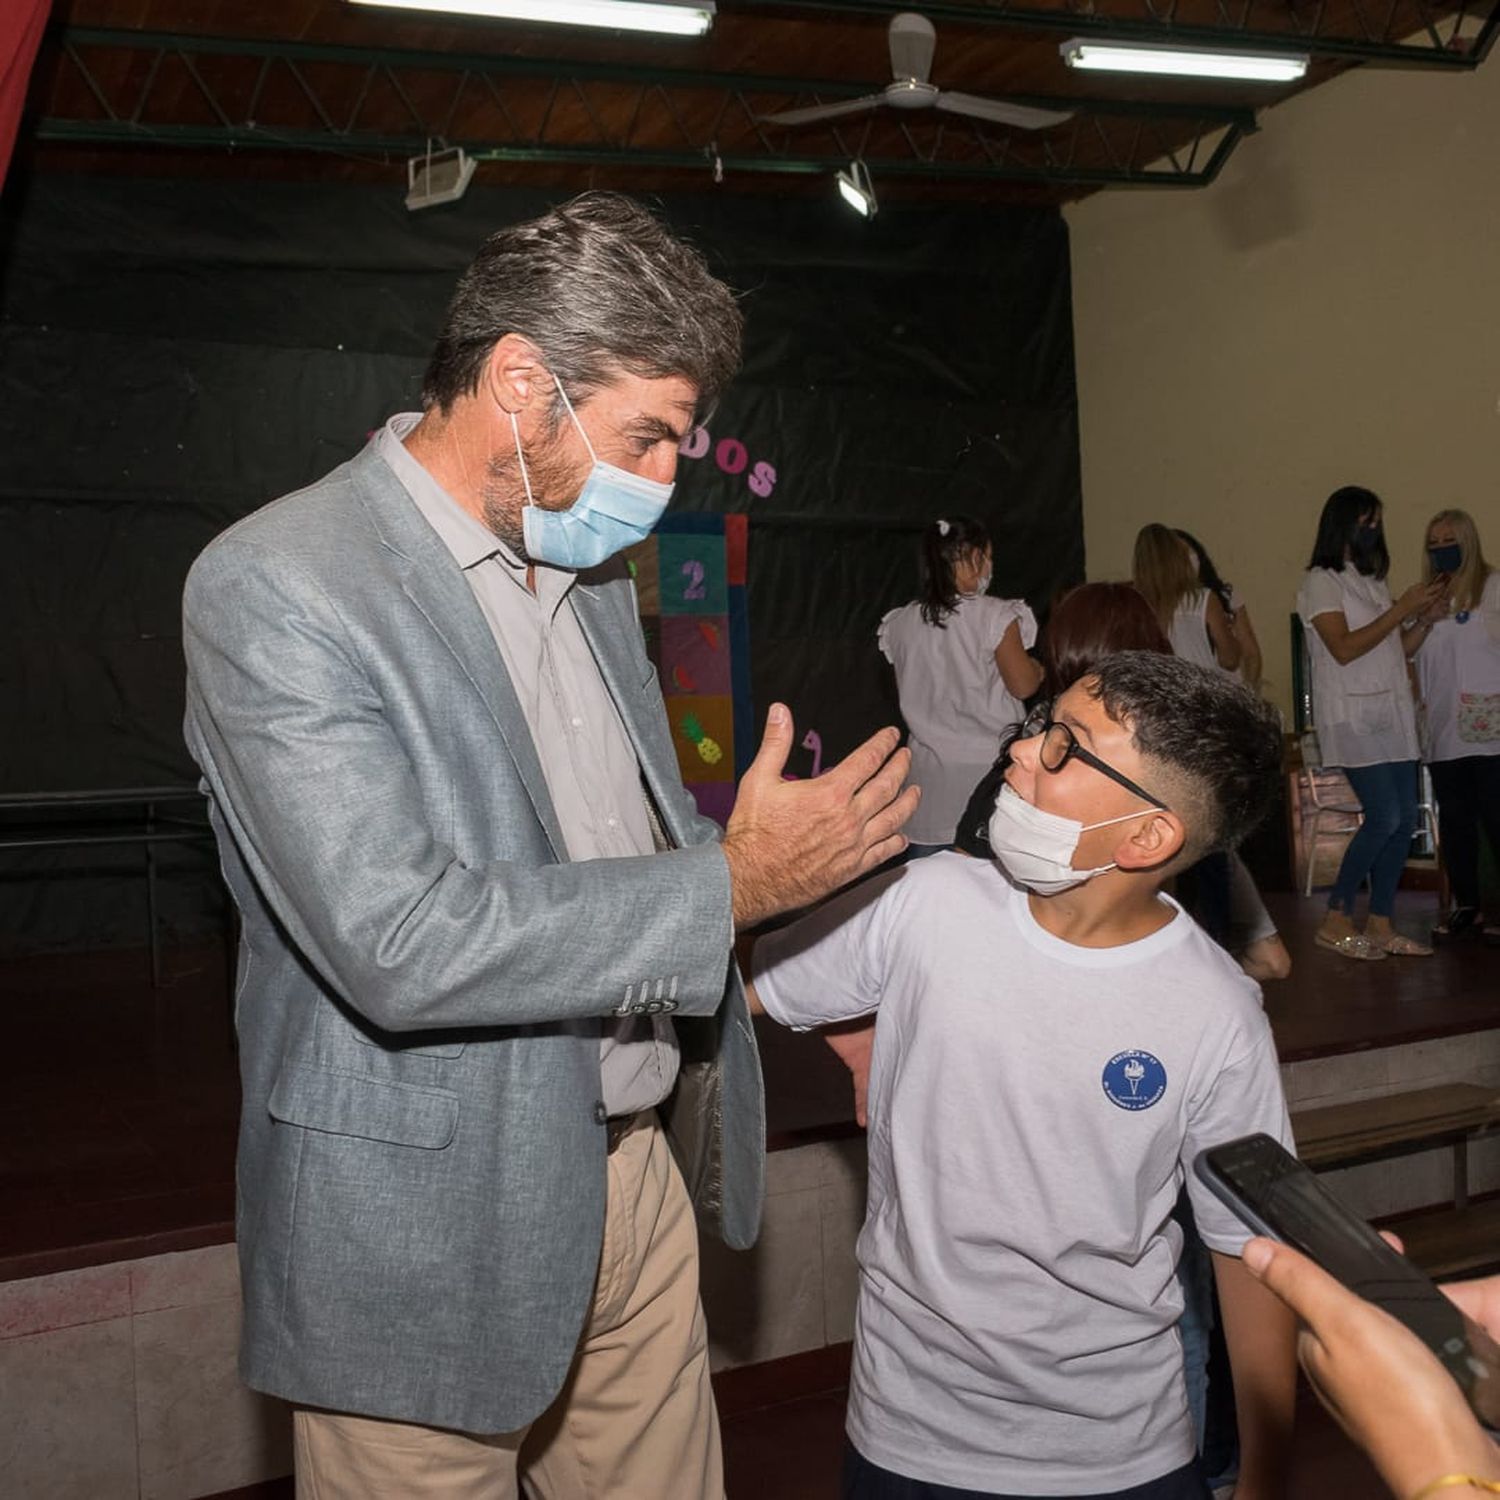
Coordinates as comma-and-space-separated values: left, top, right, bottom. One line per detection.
182, 192, 917, 1499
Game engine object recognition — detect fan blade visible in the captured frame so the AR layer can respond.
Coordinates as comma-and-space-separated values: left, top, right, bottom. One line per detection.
888, 11, 937, 83
933, 91, 1073, 131
759, 94, 887, 127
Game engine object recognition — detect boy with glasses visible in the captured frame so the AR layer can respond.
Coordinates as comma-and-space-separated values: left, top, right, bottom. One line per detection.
748, 651, 1295, 1500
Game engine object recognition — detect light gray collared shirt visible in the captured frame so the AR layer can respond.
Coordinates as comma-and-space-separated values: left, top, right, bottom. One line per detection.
376, 413, 678, 1115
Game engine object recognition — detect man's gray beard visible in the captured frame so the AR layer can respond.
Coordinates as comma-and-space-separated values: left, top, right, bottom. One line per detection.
480, 455, 530, 559
480, 494, 529, 559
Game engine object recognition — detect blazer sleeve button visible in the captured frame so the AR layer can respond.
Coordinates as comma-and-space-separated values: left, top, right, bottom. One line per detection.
592, 1101, 608, 1125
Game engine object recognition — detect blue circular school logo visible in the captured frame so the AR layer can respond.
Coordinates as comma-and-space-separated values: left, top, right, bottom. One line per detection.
1101, 1050, 1168, 1111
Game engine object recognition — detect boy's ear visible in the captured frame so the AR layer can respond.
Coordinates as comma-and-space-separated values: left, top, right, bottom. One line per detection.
1113, 810, 1186, 872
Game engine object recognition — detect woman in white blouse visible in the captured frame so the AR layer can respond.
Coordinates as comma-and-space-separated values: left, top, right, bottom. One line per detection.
878, 515, 1043, 853
1133, 523, 1241, 675
1411, 508, 1500, 943
1297, 487, 1446, 960
1175, 528, 1264, 690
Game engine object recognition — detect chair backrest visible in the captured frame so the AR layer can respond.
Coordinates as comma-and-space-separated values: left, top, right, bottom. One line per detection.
1290, 613, 1314, 736
1297, 730, 1362, 807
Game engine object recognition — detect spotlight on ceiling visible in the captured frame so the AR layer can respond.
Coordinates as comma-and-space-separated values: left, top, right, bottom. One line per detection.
350, 0, 716, 36
1060, 38, 1309, 82
836, 160, 877, 219
406, 144, 476, 211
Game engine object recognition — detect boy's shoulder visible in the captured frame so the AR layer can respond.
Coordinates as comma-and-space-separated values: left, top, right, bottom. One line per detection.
893, 850, 1020, 908
893, 856, 1265, 1004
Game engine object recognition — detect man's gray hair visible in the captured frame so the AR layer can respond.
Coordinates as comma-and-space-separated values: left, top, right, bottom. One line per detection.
422, 192, 743, 420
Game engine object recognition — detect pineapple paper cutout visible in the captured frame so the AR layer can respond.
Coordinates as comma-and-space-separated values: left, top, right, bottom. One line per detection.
679, 711, 723, 765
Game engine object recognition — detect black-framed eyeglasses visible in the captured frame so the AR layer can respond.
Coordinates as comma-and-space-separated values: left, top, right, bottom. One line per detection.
1020, 710, 1169, 811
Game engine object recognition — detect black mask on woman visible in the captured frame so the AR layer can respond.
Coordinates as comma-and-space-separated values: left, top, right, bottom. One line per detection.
1349, 524, 1384, 573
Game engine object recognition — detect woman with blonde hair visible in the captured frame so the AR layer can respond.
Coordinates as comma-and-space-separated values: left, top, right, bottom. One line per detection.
1133, 523, 1241, 674
1410, 508, 1500, 943
1175, 528, 1264, 690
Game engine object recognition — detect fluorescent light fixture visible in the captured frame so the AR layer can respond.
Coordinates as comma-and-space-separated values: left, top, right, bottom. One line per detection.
349, 0, 716, 36
836, 160, 877, 219
1060, 38, 1308, 82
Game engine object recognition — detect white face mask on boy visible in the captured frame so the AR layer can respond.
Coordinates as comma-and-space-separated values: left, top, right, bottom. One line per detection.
986, 784, 1155, 896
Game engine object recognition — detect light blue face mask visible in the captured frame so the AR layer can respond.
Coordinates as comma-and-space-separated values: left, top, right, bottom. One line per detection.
513, 381, 673, 570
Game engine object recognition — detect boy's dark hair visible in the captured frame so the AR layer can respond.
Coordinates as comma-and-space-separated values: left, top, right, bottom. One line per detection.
1086, 651, 1284, 858
422, 191, 743, 422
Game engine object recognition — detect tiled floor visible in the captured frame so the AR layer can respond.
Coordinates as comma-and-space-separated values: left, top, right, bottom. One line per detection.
206, 1378, 1380, 1498
1, 884, 1493, 1278
719, 1380, 1386, 1500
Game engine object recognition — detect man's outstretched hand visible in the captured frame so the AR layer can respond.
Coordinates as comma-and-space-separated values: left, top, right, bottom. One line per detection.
722, 704, 918, 930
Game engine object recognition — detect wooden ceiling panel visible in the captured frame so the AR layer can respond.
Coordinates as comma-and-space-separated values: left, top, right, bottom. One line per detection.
23, 0, 1495, 205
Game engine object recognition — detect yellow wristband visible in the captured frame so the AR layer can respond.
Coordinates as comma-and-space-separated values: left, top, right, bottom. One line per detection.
1410, 1477, 1500, 1500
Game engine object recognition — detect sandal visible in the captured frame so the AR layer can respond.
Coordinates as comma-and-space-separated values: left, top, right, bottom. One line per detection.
1314, 931, 1388, 962
1433, 905, 1482, 943
1376, 932, 1434, 957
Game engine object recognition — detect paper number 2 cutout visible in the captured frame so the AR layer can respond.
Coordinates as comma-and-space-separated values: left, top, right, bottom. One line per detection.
681, 560, 706, 600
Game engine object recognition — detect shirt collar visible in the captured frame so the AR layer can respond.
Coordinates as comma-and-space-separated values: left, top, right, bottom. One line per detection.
375, 412, 533, 580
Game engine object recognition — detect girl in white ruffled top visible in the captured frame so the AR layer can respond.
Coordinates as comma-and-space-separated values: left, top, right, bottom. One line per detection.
1410, 508, 1500, 944
878, 515, 1043, 853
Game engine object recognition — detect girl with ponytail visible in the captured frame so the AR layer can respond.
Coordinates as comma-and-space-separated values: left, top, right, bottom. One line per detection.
879, 515, 1043, 853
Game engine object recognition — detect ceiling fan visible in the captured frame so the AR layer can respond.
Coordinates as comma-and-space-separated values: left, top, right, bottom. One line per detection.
760, 12, 1073, 133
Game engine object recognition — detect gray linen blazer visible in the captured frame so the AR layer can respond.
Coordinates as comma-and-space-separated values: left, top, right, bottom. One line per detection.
182, 441, 765, 1435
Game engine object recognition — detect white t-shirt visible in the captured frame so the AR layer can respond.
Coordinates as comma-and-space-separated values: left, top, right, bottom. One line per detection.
753, 854, 1292, 1494
1167, 589, 1218, 671
878, 594, 1037, 845
1297, 566, 1420, 768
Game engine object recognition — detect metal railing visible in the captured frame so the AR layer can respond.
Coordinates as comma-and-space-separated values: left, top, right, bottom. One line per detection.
0, 786, 217, 987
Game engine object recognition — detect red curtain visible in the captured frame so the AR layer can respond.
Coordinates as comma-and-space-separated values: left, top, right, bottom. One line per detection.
1, 0, 50, 192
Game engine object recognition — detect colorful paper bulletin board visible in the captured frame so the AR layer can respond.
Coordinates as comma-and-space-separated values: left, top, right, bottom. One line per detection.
624, 514, 752, 828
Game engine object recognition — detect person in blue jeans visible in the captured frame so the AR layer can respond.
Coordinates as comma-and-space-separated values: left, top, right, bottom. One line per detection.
1296, 487, 1447, 961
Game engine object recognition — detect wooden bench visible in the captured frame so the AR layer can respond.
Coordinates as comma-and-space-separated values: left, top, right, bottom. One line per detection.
1289, 1083, 1500, 1277
1387, 1200, 1500, 1279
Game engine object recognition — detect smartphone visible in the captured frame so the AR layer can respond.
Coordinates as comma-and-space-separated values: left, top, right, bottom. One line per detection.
1196, 1133, 1500, 1430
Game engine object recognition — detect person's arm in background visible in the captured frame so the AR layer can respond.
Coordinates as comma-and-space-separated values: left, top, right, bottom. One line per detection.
995, 620, 1044, 700
1243, 1237, 1500, 1500
1232, 602, 1264, 689
1213, 1250, 1298, 1500
1206, 593, 1243, 674
1311, 578, 1446, 666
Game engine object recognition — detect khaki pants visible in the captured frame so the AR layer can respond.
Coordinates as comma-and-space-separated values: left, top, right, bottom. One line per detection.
294, 1117, 724, 1500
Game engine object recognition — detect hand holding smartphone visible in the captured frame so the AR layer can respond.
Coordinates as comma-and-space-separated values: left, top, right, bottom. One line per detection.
1196, 1133, 1500, 1431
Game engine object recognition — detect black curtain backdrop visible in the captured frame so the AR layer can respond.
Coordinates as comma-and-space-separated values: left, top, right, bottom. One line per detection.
0, 174, 1082, 952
